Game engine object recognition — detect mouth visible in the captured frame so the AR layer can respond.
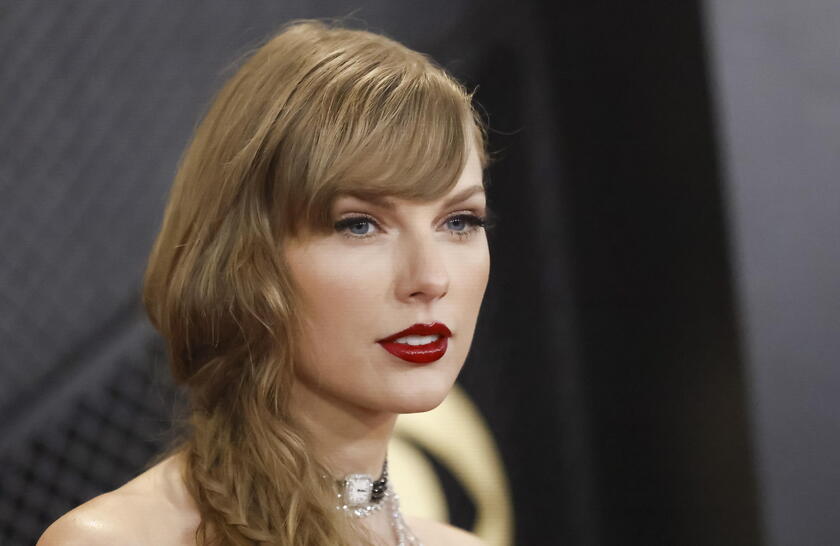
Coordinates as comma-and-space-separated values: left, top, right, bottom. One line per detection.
377, 322, 451, 364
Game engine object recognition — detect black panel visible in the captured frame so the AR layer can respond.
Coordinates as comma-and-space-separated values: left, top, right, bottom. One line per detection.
537, 2, 763, 545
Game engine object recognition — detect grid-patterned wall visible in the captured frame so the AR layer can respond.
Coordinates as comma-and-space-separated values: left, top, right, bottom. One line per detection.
0, 2, 523, 544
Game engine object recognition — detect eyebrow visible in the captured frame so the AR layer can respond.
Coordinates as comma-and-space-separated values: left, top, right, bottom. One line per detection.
338, 185, 486, 211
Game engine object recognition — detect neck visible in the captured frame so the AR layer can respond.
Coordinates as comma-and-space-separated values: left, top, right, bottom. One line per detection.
290, 379, 398, 479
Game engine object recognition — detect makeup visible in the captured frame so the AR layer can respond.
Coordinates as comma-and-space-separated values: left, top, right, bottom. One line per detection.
377, 322, 451, 364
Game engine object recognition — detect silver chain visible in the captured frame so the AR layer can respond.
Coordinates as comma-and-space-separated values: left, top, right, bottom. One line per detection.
333, 483, 423, 545
328, 459, 423, 545
385, 485, 423, 546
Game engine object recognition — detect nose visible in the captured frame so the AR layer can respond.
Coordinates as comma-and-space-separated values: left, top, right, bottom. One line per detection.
396, 232, 450, 304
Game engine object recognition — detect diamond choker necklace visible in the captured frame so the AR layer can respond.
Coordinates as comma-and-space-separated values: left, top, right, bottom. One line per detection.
334, 458, 389, 517
330, 458, 423, 545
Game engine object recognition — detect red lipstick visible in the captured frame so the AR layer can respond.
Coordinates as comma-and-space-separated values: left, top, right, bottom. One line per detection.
377, 322, 451, 364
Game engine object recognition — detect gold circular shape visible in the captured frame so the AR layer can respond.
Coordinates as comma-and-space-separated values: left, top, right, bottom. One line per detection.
389, 384, 514, 546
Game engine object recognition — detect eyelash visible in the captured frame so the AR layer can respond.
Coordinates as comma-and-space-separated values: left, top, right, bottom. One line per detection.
334, 212, 490, 241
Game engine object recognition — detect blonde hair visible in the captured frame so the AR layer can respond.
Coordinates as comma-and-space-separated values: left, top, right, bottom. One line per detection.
143, 19, 488, 545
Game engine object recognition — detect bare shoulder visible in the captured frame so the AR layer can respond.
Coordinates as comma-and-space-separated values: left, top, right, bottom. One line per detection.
37, 453, 199, 546
403, 515, 488, 546
37, 489, 150, 546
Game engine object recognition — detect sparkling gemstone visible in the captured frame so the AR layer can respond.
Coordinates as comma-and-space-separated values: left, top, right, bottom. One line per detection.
343, 474, 373, 506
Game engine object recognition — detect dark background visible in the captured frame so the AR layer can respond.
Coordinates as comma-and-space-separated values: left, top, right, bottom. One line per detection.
2, 1, 838, 545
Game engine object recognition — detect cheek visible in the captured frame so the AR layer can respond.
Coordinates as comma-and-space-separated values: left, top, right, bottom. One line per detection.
293, 247, 388, 348
454, 240, 490, 302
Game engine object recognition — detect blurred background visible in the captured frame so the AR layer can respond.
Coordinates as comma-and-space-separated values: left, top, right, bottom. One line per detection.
1, 1, 838, 545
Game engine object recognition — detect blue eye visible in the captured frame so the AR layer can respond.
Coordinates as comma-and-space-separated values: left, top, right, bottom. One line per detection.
447, 215, 472, 232
348, 219, 375, 236
334, 216, 379, 238
452, 214, 488, 239
334, 213, 489, 240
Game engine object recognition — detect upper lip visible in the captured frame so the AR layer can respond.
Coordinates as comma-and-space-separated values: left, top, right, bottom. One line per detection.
378, 322, 452, 342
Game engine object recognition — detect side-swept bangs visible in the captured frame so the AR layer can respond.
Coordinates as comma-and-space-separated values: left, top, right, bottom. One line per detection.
263, 23, 487, 237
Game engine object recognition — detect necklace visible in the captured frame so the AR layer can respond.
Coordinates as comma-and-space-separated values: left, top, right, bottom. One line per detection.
385, 485, 423, 546
334, 458, 389, 517
330, 458, 423, 545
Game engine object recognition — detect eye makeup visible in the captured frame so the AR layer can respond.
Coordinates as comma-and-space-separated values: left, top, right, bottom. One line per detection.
333, 211, 489, 241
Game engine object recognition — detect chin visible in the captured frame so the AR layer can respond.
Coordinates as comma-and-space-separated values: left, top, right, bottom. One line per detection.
393, 399, 445, 414
382, 381, 454, 414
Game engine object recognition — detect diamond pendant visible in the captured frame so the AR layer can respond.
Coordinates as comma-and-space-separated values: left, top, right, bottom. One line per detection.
343, 473, 374, 506
333, 459, 390, 518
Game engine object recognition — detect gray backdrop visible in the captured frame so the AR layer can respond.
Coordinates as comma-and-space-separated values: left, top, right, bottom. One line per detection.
1, 1, 838, 545
1, 2, 571, 544
705, 1, 840, 544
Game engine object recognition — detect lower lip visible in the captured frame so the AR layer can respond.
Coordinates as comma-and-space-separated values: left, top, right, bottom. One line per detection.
378, 336, 448, 364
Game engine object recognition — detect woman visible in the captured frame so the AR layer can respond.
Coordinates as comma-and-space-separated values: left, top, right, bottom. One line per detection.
39, 19, 493, 546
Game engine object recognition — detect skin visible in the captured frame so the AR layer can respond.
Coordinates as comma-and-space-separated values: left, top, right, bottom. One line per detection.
286, 141, 490, 542
37, 142, 490, 546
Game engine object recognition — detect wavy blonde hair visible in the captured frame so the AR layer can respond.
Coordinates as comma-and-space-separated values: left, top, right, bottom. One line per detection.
142, 19, 488, 545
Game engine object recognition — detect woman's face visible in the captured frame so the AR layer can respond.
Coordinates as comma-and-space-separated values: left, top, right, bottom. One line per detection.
284, 143, 489, 415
